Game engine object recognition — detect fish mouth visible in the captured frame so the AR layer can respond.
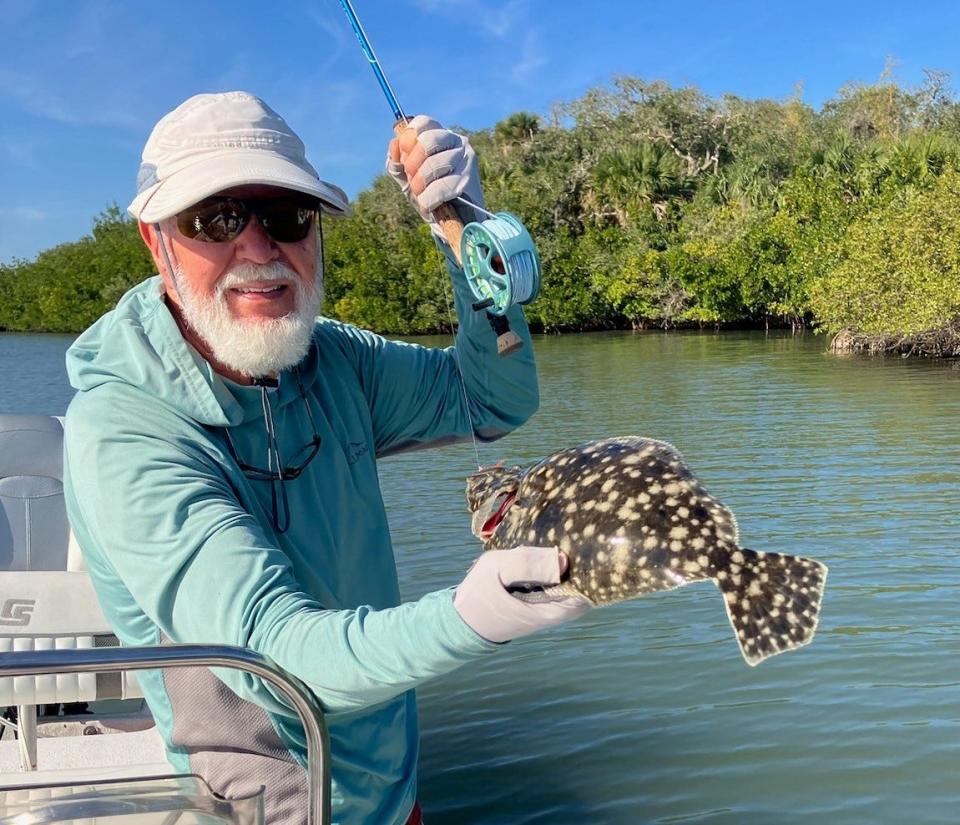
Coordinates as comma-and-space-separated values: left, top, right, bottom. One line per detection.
477, 491, 517, 540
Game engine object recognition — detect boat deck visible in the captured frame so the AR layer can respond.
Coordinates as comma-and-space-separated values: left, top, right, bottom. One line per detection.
0, 723, 167, 784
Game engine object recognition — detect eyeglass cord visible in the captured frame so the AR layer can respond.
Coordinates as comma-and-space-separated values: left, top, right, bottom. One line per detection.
253, 376, 292, 534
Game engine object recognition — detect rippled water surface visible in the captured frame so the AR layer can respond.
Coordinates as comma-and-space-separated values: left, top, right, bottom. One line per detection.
4, 330, 959, 824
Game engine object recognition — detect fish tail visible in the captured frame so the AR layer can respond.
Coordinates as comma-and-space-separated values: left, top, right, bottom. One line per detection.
716, 548, 828, 666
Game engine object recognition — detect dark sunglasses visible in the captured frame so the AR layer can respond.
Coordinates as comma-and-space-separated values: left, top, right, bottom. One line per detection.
222, 365, 322, 534
176, 195, 320, 244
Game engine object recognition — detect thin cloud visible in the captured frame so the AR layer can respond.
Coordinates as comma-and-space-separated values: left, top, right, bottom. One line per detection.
64, 0, 109, 60
207, 50, 259, 93
511, 30, 546, 84
304, 3, 351, 69
280, 78, 365, 133
408, 0, 471, 11
0, 69, 81, 124
0, 69, 143, 130
0, 207, 49, 222
0, 136, 37, 168
482, 0, 526, 39
408, 0, 526, 39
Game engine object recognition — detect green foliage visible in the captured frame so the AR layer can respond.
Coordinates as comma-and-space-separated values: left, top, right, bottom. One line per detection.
493, 112, 540, 145
593, 142, 691, 225
0, 206, 153, 332
809, 168, 960, 334
594, 239, 691, 327
7, 72, 960, 344
322, 176, 449, 334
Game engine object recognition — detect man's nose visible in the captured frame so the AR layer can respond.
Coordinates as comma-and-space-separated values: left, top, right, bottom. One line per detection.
233, 216, 279, 264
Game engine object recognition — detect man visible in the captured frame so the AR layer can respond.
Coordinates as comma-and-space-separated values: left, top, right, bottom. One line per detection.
63, 92, 589, 825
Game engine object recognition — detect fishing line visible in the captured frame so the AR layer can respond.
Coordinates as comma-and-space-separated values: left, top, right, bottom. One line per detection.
437, 254, 484, 471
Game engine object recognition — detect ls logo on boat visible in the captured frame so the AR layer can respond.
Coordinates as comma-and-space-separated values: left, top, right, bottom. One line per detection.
0, 599, 35, 627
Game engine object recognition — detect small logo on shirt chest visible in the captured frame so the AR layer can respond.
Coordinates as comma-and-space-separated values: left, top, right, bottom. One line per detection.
346, 442, 369, 465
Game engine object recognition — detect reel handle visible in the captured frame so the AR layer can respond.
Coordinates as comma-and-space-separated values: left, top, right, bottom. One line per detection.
489, 314, 524, 356
394, 118, 522, 357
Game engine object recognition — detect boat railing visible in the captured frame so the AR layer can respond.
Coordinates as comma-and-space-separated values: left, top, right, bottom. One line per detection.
0, 644, 330, 825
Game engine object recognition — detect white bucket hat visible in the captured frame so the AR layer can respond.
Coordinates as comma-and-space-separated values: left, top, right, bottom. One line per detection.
128, 91, 351, 222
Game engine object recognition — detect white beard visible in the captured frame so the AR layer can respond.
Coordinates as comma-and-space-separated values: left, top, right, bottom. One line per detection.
173, 255, 323, 378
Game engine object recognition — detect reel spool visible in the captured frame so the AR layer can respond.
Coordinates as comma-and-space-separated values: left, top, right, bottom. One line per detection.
461, 212, 541, 318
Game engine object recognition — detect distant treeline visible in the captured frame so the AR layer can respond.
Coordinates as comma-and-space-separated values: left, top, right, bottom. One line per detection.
3, 74, 960, 355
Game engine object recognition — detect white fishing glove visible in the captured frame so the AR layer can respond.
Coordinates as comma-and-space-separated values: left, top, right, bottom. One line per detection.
454, 546, 592, 644
386, 115, 485, 237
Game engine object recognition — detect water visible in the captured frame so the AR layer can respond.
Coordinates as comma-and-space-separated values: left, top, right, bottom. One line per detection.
3, 330, 959, 824
0, 334, 75, 415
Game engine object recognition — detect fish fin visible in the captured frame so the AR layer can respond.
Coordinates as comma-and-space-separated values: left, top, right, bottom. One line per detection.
701, 493, 740, 545
716, 548, 828, 666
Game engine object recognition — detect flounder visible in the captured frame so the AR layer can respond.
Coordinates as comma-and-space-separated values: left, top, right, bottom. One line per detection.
466, 436, 828, 666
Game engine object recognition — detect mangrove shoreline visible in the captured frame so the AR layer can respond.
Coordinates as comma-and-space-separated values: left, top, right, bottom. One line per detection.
3, 74, 960, 357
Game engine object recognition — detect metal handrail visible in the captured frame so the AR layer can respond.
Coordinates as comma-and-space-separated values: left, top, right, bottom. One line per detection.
0, 644, 330, 825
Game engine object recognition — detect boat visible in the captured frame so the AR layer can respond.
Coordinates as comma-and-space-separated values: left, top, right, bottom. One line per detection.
0, 414, 331, 824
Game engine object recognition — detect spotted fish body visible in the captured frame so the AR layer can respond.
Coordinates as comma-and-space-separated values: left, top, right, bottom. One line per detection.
465, 437, 828, 666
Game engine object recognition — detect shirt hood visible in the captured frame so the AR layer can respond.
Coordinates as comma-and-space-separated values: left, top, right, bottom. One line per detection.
66, 276, 318, 427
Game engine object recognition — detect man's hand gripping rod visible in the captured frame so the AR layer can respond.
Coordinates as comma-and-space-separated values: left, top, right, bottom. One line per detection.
339, 0, 538, 356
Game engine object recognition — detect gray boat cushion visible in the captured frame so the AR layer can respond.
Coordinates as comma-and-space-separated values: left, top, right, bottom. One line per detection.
0, 415, 69, 572
0, 415, 142, 706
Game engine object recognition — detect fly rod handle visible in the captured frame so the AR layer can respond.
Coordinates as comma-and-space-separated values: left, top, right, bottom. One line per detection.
394, 119, 464, 268
431, 202, 465, 268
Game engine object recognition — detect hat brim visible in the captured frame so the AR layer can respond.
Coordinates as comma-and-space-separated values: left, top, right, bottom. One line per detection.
129, 150, 351, 222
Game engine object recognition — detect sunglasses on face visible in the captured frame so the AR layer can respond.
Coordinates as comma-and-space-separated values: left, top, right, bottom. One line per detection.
176, 195, 320, 244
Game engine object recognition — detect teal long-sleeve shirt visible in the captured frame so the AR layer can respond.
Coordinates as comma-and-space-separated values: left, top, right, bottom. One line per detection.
63, 265, 538, 825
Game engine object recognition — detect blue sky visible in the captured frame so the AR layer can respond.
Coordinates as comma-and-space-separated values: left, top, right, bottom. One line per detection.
3, 0, 960, 264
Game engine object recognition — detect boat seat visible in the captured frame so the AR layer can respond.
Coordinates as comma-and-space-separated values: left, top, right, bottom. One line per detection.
0, 415, 71, 573
0, 414, 147, 772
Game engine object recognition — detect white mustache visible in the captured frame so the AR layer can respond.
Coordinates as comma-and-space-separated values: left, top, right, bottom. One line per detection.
218, 262, 299, 295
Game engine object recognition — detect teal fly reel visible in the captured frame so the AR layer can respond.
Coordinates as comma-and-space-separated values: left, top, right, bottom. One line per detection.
460, 212, 541, 316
